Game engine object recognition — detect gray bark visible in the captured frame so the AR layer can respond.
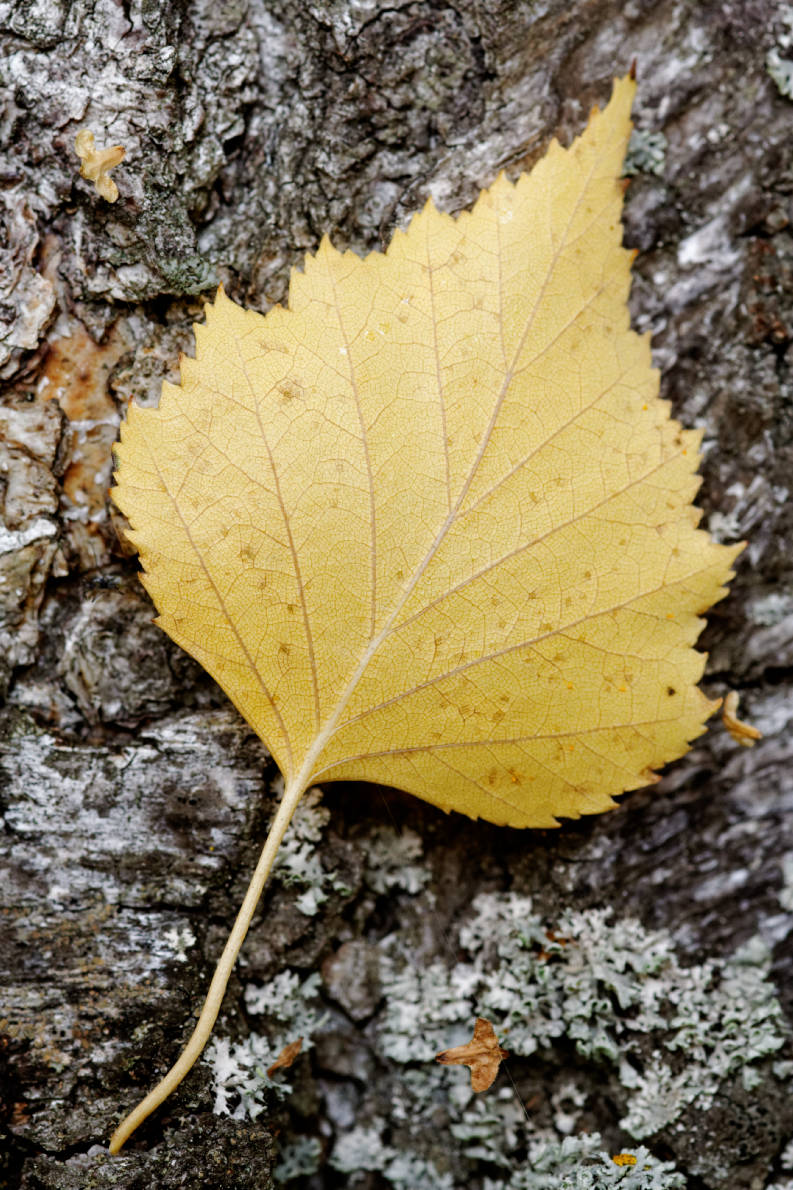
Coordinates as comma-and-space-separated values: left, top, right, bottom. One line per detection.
1, 1, 792, 1188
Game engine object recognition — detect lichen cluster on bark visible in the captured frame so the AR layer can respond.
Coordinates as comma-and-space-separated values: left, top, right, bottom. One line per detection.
1, 2, 793, 1188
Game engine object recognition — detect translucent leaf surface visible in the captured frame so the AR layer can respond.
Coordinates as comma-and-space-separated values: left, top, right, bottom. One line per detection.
113, 75, 738, 830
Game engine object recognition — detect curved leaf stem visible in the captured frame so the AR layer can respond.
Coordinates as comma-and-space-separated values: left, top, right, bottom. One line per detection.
108, 775, 306, 1154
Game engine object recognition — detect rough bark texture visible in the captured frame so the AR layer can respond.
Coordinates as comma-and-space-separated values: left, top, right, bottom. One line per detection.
1, 2, 793, 1188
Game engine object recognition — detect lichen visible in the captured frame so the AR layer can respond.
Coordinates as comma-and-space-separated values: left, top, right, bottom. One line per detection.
779, 854, 793, 912
205, 970, 326, 1117
327, 1116, 458, 1188
271, 784, 350, 914
767, 7, 793, 97
326, 1114, 684, 1189
767, 1137, 793, 1188
360, 824, 431, 895
270, 787, 427, 914
162, 924, 196, 961
483, 1134, 686, 1189
209, 882, 787, 1186
329, 1120, 392, 1173
274, 1136, 323, 1182
768, 48, 793, 97
624, 129, 667, 177
379, 893, 787, 1138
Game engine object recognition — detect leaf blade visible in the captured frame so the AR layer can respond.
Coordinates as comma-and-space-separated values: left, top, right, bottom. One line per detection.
113, 73, 739, 827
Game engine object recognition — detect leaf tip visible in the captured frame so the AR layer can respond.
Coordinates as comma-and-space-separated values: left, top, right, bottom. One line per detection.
200, 283, 227, 321
317, 232, 337, 259
604, 71, 638, 126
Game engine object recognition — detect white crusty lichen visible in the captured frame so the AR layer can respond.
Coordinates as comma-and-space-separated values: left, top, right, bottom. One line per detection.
161, 924, 196, 962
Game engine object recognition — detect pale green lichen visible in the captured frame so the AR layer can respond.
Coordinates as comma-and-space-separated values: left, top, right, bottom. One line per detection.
207, 802, 788, 1187
452, 1091, 526, 1167
382, 1151, 457, 1190
767, 7, 793, 97
329, 1120, 392, 1173
624, 129, 667, 177
766, 1136, 793, 1189
484, 1134, 686, 1189
751, 591, 793, 627
327, 1115, 683, 1190
379, 894, 786, 1138
378, 955, 480, 1061
272, 786, 430, 912
270, 784, 350, 914
329, 1119, 459, 1188
205, 970, 326, 1116
768, 47, 793, 97
779, 853, 793, 912
360, 824, 431, 895
275, 1136, 323, 1182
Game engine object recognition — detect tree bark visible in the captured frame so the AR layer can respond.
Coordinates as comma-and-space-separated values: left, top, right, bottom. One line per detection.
1, 2, 792, 1188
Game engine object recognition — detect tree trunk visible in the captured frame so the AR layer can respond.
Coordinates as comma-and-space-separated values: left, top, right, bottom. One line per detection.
1, 2, 792, 1188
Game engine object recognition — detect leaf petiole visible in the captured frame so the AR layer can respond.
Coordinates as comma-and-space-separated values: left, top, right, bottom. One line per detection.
108, 774, 306, 1154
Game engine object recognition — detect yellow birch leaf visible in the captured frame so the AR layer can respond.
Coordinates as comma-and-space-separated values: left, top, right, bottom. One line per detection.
108, 74, 740, 1151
